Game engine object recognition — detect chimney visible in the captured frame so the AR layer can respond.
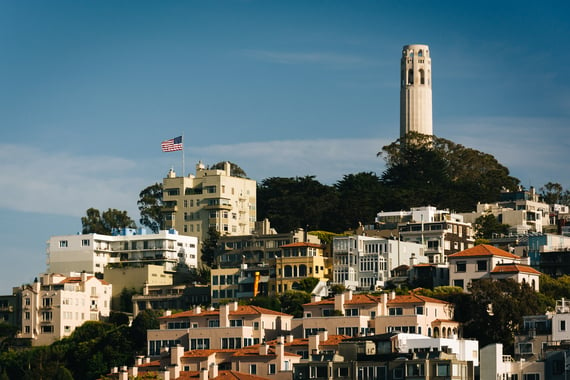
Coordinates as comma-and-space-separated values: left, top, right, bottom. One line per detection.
160, 370, 170, 380
287, 335, 294, 343
381, 293, 388, 316
130, 366, 138, 377
200, 368, 208, 380
135, 356, 144, 366
220, 303, 230, 327
165, 310, 172, 317
229, 301, 238, 311
210, 363, 219, 379
334, 292, 345, 315
345, 289, 353, 301
276, 336, 285, 371
171, 345, 184, 367
259, 341, 269, 356
195, 305, 201, 314
318, 329, 328, 342
390, 290, 396, 300
309, 334, 320, 355
119, 371, 128, 380
311, 294, 321, 303
81, 271, 88, 283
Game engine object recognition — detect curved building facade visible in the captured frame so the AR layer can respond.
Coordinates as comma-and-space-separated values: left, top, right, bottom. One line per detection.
400, 44, 433, 139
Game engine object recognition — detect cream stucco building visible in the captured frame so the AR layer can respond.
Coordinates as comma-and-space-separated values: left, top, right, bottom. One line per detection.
162, 161, 257, 249
18, 272, 112, 346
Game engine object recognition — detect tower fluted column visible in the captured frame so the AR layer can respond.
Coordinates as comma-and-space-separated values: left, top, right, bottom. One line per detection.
400, 44, 433, 139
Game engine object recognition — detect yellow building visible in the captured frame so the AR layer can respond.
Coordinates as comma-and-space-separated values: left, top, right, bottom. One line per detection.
162, 161, 257, 248
274, 242, 331, 294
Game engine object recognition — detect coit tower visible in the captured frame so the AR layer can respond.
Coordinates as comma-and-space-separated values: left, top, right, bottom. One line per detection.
400, 44, 433, 139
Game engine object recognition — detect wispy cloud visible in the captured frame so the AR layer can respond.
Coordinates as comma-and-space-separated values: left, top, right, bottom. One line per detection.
242, 49, 371, 68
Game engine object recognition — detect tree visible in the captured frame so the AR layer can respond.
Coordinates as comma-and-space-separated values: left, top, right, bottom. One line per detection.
295, 277, 320, 293
257, 176, 338, 233
453, 279, 548, 354
280, 290, 311, 318
211, 161, 248, 178
130, 310, 161, 354
201, 226, 221, 268
378, 132, 520, 211
138, 183, 164, 233
81, 208, 136, 235
248, 295, 281, 312
540, 182, 570, 205
334, 172, 385, 229
474, 212, 510, 239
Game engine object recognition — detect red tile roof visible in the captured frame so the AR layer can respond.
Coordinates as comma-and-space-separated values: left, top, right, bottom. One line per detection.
491, 264, 541, 275
448, 244, 519, 259
160, 305, 292, 319
388, 293, 449, 305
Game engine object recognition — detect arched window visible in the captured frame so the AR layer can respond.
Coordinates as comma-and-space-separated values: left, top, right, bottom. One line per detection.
408, 69, 414, 85
299, 264, 307, 277
418, 49, 423, 57
433, 327, 440, 338
428, 327, 432, 337
419, 69, 425, 85
284, 265, 292, 277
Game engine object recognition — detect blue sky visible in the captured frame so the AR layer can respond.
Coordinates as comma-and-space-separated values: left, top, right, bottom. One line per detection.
1, 1, 569, 293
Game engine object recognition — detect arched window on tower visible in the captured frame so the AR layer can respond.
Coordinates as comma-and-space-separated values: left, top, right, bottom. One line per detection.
419, 69, 425, 85
408, 69, 414, 85
418, 49, 423, 57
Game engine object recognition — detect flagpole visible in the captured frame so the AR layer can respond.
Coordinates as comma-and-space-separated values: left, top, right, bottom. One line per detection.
182, 132, 185, 176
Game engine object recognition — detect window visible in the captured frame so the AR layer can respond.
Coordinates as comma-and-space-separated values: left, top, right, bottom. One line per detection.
212, 276, 218, 285
519, 343, 533, 354
42, 298, 52, 307
59, 240, 68, 248
393, 366, 404, 379
456, 261, 466, 272
230, 319, 243, 327
41, 325, 54, 333
81, 239, 90, 247
190, 338, 210, 350
435, 364, 449, 376
561, 320, 566, 331
209, 319, 220, 328
249, 364, 257, 375
523, 374, 540, 380
345, 308, 359, 316
389, 307, 403, 316
477, 260, 488, 271
415, 306, 424, 315
268, 364, 276, 374
406, 363, 424, 376
454, 279, 464, 288
338, 367, 349, 377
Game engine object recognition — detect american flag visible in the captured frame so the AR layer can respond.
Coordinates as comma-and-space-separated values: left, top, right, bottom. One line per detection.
161, 136, 183, 152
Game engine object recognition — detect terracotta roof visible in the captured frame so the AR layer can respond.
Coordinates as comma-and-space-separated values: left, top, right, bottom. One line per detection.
232, 346, 300, 358
58, 276, 110, 285
447, 244, 519, 259
160, 305, 292, 319
303, 293, 380, 306
265, 334, 350, 347
388, 293, 448, 305
491, 264, 542, 275
279, 242, 323, 249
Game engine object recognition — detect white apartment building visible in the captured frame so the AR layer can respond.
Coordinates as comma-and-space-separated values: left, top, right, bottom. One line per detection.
461, 187, 551, 234
375, 206, 475, 264
47, 228, 198, 275
332, 235, 426, 290
162, 161, 257, 246
18, 272, 112, 346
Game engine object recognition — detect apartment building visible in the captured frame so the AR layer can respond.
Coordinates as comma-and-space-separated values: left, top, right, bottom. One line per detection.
461, 187, 551, 234
47, 228, 198, 275
210, 264, 272, 307
376, 206, 475, 264
106, 338, 301, 380
294, 332, 477, 380
274, 242, 330, 294
296, 290, 458, 340
332, 234, 426, 290
146, 301, 293, 357
17, 272, 111, 346
217, 219, 320, 268
448, 244, 541, 292
162, 161, 257, 246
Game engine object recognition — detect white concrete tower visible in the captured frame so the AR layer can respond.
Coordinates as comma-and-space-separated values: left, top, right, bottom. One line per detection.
400, 44, 433, 139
